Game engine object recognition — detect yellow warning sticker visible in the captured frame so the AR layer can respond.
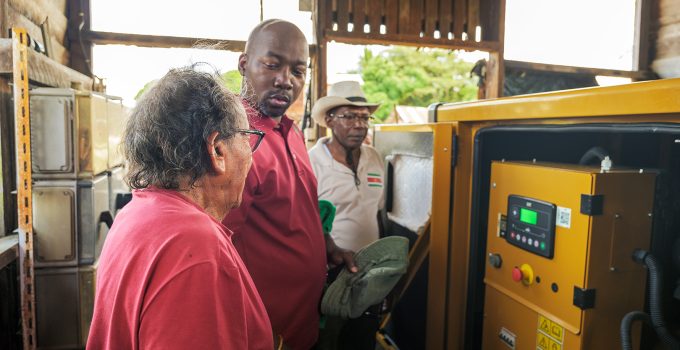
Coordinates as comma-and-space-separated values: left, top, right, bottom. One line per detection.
537, 315, 564, 349
536, 332, 550, 350
551, 341, 562, 350
550, 322, 564, 342
538, 316, 551, 334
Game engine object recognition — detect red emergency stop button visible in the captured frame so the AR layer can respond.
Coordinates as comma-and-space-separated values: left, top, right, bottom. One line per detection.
512, 267, 523, 282
512, 264, 535, 285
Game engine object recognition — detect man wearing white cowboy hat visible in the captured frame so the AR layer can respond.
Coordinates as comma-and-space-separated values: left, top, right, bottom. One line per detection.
308, 81, 386, 350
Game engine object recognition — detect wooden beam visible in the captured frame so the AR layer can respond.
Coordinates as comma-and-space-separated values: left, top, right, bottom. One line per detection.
5, 5, 69, 65
368, 0, 382, 35
325, 30, 501, 51
505, 60, 651, 79
453, 0, 466, 38
398, 0, 410, 34
82, 30, 247, 51
8, 0, 68, 45
82, 31, 318, 54
479, 0, 502, 41
410, 0, 424, 34
313, 0, 329, 138
0, 39, 93, 89
67, 0, 92, 77
483, 0, 505, 99
439, 0, 452, 38
0, 0, 8, 41
485, 51, 503, 98
352, 0, 367, 32
0, 236, 18, 270
467, 0, 480, 40
633, 0, 653, 75
425, 0, 438, 36
337, 0, 350, 34
385, 0, 399, 35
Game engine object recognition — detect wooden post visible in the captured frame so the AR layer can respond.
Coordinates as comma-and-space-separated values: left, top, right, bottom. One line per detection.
312, 0, 329, 139
483, 0, 505, 98
67, 0, 93, 78
633, 0, 652, 77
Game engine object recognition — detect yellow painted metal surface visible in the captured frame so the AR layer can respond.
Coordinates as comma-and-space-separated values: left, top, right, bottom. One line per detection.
12, 27, 37, 350
374, 80, 680, 350
76, 93, 109, 177
374, 123, 455, 350
435, 78, 680, 122
440, 80, 680, 349
483, 161, 655, 350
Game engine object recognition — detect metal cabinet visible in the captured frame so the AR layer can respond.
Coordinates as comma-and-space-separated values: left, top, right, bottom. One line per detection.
106, 97, 126, 169
30, 88, 110, 178
78, 174, 111, 265
33, 175, 111, 267
35, 264, 97, 349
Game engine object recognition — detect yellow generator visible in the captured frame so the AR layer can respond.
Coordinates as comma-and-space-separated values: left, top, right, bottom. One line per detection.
482, 161, 655, 349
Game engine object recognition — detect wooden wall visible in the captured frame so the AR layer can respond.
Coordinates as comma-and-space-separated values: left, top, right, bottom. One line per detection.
1, 0, 71, 66
652, 0, 680, 77
312, 0, 505, 106
321, 0, 504, 51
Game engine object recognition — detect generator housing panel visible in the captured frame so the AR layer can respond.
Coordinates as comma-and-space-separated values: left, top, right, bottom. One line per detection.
482, 161, 656, 350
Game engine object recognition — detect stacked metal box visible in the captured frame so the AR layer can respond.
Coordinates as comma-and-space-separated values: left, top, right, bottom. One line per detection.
29, 88, 130, 349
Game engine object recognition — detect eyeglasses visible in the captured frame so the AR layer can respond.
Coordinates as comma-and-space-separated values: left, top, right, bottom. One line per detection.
330, 113, 375, 124
236, 129, 265, 152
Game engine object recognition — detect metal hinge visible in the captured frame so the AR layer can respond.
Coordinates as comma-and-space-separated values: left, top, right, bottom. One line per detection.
580, 194, 604, 215
573, 286, 596, 309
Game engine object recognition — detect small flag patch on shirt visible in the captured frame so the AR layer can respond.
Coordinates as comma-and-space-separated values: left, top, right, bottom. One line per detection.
367, 173, 383, 187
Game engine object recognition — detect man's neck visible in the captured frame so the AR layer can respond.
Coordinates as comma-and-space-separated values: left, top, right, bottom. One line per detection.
327, 138, 360, 168
268, 115, 283, 124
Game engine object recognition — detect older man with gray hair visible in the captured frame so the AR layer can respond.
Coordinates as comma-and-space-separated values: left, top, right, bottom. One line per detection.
87, 64, 272, 350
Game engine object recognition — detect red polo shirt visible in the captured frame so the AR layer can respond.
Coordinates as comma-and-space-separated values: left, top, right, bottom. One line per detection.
88, 188, 273, 350
223, 102, 327, 350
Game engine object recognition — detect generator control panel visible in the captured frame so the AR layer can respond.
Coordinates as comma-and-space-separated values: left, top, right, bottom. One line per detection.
506, 195, 556, 259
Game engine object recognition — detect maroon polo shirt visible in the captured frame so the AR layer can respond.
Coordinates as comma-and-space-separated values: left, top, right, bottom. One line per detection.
223, 101, 327, 350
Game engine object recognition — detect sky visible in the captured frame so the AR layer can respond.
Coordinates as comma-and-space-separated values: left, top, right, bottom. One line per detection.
91, 0, 637, 105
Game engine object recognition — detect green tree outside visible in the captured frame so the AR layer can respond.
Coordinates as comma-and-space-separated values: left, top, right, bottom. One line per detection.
134, 70, 242, 100
358, 46, 478, 122
221, 70, 242, 94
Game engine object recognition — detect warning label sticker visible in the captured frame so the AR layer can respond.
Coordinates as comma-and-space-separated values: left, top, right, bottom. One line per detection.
537, 315, 564, 350
556, 206, 571, 229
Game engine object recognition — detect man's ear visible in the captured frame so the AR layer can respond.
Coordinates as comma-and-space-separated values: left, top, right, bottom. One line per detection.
206, 131, 227, 174
324, 114, 334, 128
238, 53, 248, 76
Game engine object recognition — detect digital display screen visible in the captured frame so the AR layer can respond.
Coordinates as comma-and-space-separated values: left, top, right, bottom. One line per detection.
520, 208, 538, 225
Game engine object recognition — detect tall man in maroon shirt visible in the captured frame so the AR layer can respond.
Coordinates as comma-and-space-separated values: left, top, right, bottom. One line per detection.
223, 19, 357, 350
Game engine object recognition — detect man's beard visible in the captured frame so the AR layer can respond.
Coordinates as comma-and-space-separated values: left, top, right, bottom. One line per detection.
257, 100, 287, 118
241, 77, 288, 118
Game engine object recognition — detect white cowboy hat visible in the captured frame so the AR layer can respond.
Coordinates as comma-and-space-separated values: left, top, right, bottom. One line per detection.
312, 81, 380, 128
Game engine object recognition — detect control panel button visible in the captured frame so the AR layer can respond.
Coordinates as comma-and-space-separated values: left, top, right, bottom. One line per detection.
488, 253, 503, 268
512, 264, 535, 285
512, 267, 523, 282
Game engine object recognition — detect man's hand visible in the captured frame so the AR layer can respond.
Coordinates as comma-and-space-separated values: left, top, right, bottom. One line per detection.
325, 235, 358, 273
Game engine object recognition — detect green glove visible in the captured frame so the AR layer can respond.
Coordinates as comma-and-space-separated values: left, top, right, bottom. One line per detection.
318, 200, 336, 235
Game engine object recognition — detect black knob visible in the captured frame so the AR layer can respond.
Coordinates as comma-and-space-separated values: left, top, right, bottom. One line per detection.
488, 253, 503, 268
